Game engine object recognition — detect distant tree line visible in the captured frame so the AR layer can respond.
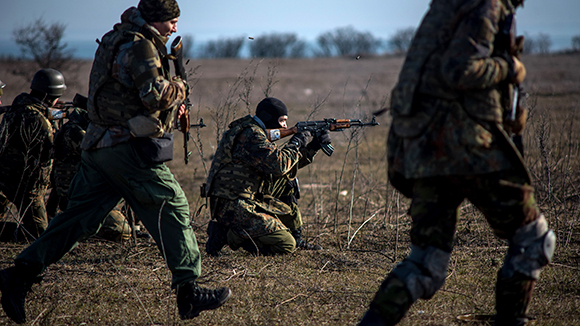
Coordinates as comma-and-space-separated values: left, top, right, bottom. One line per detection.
9, 18, 580, 65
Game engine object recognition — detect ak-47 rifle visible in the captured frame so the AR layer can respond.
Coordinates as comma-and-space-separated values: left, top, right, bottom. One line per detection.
497, 13, 526, 156
170, 35, 206, 164
1, 93, 88, 122
266, 117, 379, 156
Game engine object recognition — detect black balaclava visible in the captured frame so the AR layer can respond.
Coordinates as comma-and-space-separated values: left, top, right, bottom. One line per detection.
255, 97, 288, 129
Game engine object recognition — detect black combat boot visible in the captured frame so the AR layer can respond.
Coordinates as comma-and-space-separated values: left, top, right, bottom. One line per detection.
176, 281, 231, 320
292, 227, 322, 250
0, 266, 42, 324
206, 221, 229, 256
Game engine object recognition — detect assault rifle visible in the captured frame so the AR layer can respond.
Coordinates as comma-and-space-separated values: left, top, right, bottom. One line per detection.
52, 93, 88, 120
497, 13, 525, 155
266, 117, 379, 156
170, 35, 205, 164
1, 93, 87, 121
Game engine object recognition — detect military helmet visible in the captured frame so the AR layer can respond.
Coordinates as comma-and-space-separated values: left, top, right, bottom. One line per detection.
30, 68, 67, 97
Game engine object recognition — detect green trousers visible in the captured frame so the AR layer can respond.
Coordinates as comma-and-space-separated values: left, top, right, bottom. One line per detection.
15, 142, 201, 288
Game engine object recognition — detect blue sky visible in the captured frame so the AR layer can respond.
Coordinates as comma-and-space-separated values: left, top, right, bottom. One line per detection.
1, 0, 579, 57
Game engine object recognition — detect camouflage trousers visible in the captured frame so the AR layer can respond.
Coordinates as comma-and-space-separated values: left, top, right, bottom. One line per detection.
367, 169, 541, 325
0, 183, 49, 240
14, 142, 201, 288
45, 188, 131, 243
211, 176, 303, 255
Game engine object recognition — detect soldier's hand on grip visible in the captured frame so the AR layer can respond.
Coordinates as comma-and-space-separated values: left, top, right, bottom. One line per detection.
510, 56, 526, 84
504, 100, 528, 135
307, 130, 331, 151
289, 132, 310, 150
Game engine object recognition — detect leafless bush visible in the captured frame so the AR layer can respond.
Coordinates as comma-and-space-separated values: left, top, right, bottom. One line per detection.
200, 36, 244, 59
12, 18, 75, 74
571, 34, 580, 52
182, 34, 194, 58
536, 33, 553, 54
523, 32, 537, 54
387, 27, 415, 55
526, 97, 580, 247
208, 60, 264, 144
249, 33, 306, 58
315, 26, 381, 57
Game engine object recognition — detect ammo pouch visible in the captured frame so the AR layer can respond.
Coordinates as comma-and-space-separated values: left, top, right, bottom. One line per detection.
127, 115, 164, 138
131, 133, 174, 164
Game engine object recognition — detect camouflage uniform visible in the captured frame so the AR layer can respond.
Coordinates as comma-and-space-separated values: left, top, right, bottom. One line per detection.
46, 108, 131, 242
204, 115, 317, 254
13, 7, 198, 288
360, 0, 555, 325
0, 93, 53, 239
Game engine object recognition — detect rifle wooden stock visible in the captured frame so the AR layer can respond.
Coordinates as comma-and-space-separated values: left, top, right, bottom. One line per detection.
266, 122, 353, 141
266, 126, 297, 141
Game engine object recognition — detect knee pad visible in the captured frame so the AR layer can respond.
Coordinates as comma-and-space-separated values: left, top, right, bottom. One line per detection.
391, 245, 451, 301
501, 214, 556, 280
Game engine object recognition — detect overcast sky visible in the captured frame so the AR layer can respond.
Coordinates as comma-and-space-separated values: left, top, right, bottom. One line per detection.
1, 0, 578, 57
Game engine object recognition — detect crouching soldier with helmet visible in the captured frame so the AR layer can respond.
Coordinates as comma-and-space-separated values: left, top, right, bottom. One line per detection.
203, 97, 328, 256
46, 105, 132, 242
0, 69, 66, 240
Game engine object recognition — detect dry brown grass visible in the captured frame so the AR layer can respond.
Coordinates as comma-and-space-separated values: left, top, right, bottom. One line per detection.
0, 54, 579, 325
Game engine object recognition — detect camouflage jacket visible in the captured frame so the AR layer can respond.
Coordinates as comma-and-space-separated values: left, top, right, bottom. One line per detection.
52, 110, 89, 196
0, 93, 54, 190
82, 6, 187, 150
387, 0, 529, 192
206, 115, 317, 237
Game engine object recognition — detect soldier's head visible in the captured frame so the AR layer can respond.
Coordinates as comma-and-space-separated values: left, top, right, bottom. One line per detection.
138, 0, 181, 37
0, 79, 5, 105
256, 97, 289, 129
510, 0, 525, 8
30, 68, 66, 106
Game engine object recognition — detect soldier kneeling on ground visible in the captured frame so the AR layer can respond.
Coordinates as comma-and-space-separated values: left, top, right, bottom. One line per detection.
203, 97, 327, 256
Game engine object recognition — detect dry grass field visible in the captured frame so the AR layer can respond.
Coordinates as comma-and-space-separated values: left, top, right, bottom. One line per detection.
0, 53, 579, 325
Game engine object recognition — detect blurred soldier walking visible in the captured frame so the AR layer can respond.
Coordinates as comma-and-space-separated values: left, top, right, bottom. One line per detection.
204, 97, 327, 256
0, 69, 66, 240
359, 0, 555, 325
0, 0, 230, 324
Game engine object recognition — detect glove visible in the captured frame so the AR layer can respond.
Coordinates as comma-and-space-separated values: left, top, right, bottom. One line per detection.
509, 56, 526, 84
504, 98, 528, 135
288, 132, 309, 149
307, 130, 332, 151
